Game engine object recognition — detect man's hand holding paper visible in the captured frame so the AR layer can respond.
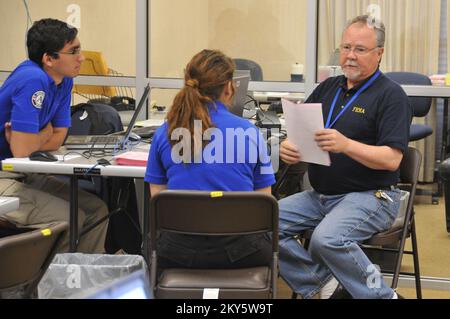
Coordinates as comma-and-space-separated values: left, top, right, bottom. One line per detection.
280, 139, 302, 165
281, 99, 331, 166
315, 129, 350, 154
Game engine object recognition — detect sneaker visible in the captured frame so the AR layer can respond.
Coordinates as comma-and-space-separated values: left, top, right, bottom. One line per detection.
392, 292, 405, 299
320, 277, 339, 299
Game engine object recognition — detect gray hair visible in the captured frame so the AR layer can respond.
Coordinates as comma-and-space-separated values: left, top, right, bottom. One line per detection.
346, 15, 385, 48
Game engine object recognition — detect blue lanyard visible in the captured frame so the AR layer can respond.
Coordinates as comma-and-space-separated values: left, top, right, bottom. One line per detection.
325, 70, 381, 129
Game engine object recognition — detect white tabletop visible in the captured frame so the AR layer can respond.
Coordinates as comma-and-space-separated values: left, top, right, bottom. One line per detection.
1, 147, 149, 178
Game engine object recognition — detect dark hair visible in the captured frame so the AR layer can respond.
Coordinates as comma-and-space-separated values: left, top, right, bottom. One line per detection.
167, 49, 235, 160
27, 18, 78, 67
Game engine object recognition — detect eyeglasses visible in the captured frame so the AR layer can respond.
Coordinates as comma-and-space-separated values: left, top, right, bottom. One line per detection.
340, 44, 380, 56
53, 47, 82, 56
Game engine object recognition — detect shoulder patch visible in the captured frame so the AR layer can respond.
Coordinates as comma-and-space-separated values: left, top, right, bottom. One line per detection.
31, 91, 45, 109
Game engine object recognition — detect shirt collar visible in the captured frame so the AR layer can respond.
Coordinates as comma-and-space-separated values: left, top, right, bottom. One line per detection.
207, 100, 229, 113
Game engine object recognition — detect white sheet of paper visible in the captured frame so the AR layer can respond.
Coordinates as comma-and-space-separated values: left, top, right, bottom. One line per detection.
281, 99, 331, 166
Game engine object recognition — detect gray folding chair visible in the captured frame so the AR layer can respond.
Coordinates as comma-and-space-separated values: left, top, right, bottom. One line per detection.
291, 147, 422, 299
148, 191, 278, 299
0, 221, 68, 298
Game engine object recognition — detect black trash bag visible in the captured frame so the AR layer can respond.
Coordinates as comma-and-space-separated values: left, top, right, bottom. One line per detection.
104, 177, 142, 255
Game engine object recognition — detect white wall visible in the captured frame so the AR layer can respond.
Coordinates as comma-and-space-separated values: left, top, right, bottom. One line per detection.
0, 0, 136, 76
0, 0, 308, 107
208, 0, 307, 81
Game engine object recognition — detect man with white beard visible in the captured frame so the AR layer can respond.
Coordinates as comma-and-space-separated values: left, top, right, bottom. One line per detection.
278, 15, 412, 299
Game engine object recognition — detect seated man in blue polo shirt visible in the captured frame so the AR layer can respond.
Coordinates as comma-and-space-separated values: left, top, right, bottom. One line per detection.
0, 19, 108, 253
278, 15, 412, 299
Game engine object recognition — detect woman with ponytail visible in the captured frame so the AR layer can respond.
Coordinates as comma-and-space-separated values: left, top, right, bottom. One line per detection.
144, 49, 275, 269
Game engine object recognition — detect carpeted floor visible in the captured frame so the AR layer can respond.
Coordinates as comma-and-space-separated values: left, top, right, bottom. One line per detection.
277, 195, 450, 299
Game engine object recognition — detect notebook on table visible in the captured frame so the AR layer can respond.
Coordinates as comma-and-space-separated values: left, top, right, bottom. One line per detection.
65, 84, 151, 150
114, 151, 148, 166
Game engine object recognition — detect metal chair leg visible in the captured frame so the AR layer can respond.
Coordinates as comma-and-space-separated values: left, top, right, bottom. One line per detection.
410, 218, 422, 299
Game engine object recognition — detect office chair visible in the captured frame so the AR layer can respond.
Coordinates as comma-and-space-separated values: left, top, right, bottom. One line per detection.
233, 58, 264, 81
72, 50, 136, 125
148, 191, 279, 299
0, 221, 68, 298
73, 51, 134, 104
290, 147, 422, 299
385, 72, 435, 204
385, 72, 433, 142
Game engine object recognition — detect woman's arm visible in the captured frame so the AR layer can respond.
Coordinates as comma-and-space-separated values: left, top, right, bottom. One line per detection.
149, 183, 168, 196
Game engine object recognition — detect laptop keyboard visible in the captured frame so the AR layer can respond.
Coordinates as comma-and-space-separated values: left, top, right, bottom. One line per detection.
90, 136, 120, 144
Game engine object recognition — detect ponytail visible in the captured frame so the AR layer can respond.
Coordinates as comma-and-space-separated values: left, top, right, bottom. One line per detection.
166, 50, 235, 162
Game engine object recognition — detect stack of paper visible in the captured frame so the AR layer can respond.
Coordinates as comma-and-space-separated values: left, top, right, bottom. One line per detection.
114, 151, 148, 166
281, 99, 331, 166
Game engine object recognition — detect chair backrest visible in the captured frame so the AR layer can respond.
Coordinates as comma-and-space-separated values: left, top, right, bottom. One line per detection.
400, 146, 422, 186
0, 222, 68, 298
374, 146, 421, 236
233, 58, 264, 81
73, 51, 117, 98
149, 191, 279, 298
397, 147, 422, 228
385, 72, 432, 117
150, 191, 278, 242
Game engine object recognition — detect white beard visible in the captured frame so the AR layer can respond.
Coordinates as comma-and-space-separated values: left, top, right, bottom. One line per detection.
342, 67, 361, 82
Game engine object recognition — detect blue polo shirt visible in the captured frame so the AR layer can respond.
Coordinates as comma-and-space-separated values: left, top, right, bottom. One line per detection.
145, 101, 275, 191
307, 71, 412, 195
0, 60, 72, 159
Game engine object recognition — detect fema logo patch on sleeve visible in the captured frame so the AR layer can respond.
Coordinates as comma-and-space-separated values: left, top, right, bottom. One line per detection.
31, 91, 45, 109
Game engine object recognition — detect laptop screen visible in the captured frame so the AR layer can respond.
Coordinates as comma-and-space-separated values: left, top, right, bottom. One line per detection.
120, 84, 151, 146
87, 270, 153, 299
229, 72, 250, 117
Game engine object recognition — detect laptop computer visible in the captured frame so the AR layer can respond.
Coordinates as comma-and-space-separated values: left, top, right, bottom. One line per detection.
87, 270, 153, 299
65, 84, 151, 150
228, 72, 250, 117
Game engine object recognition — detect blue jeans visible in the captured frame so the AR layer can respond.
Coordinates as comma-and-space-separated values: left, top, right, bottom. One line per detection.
278, 189, 401, 299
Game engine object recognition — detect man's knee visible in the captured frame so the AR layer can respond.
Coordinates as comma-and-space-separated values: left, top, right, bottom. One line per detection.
308, 228, 340, 261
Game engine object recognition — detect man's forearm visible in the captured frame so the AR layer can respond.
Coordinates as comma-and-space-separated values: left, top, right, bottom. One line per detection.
9, 127, 67, 157
344, 139, 403, 171
315, 129, 403, 171
40, 129, 67, 151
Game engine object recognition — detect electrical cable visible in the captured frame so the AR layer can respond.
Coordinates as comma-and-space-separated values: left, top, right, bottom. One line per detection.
22, 0, 33, 26
22, 0, 33, 54
244, 94, 259, 111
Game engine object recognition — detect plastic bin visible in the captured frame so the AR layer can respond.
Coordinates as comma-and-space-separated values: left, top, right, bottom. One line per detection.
37, 253, 147, 299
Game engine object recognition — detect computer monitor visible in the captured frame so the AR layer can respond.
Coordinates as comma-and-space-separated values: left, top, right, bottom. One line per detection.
87, 270, 153, 299
229, 71, 250, 117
